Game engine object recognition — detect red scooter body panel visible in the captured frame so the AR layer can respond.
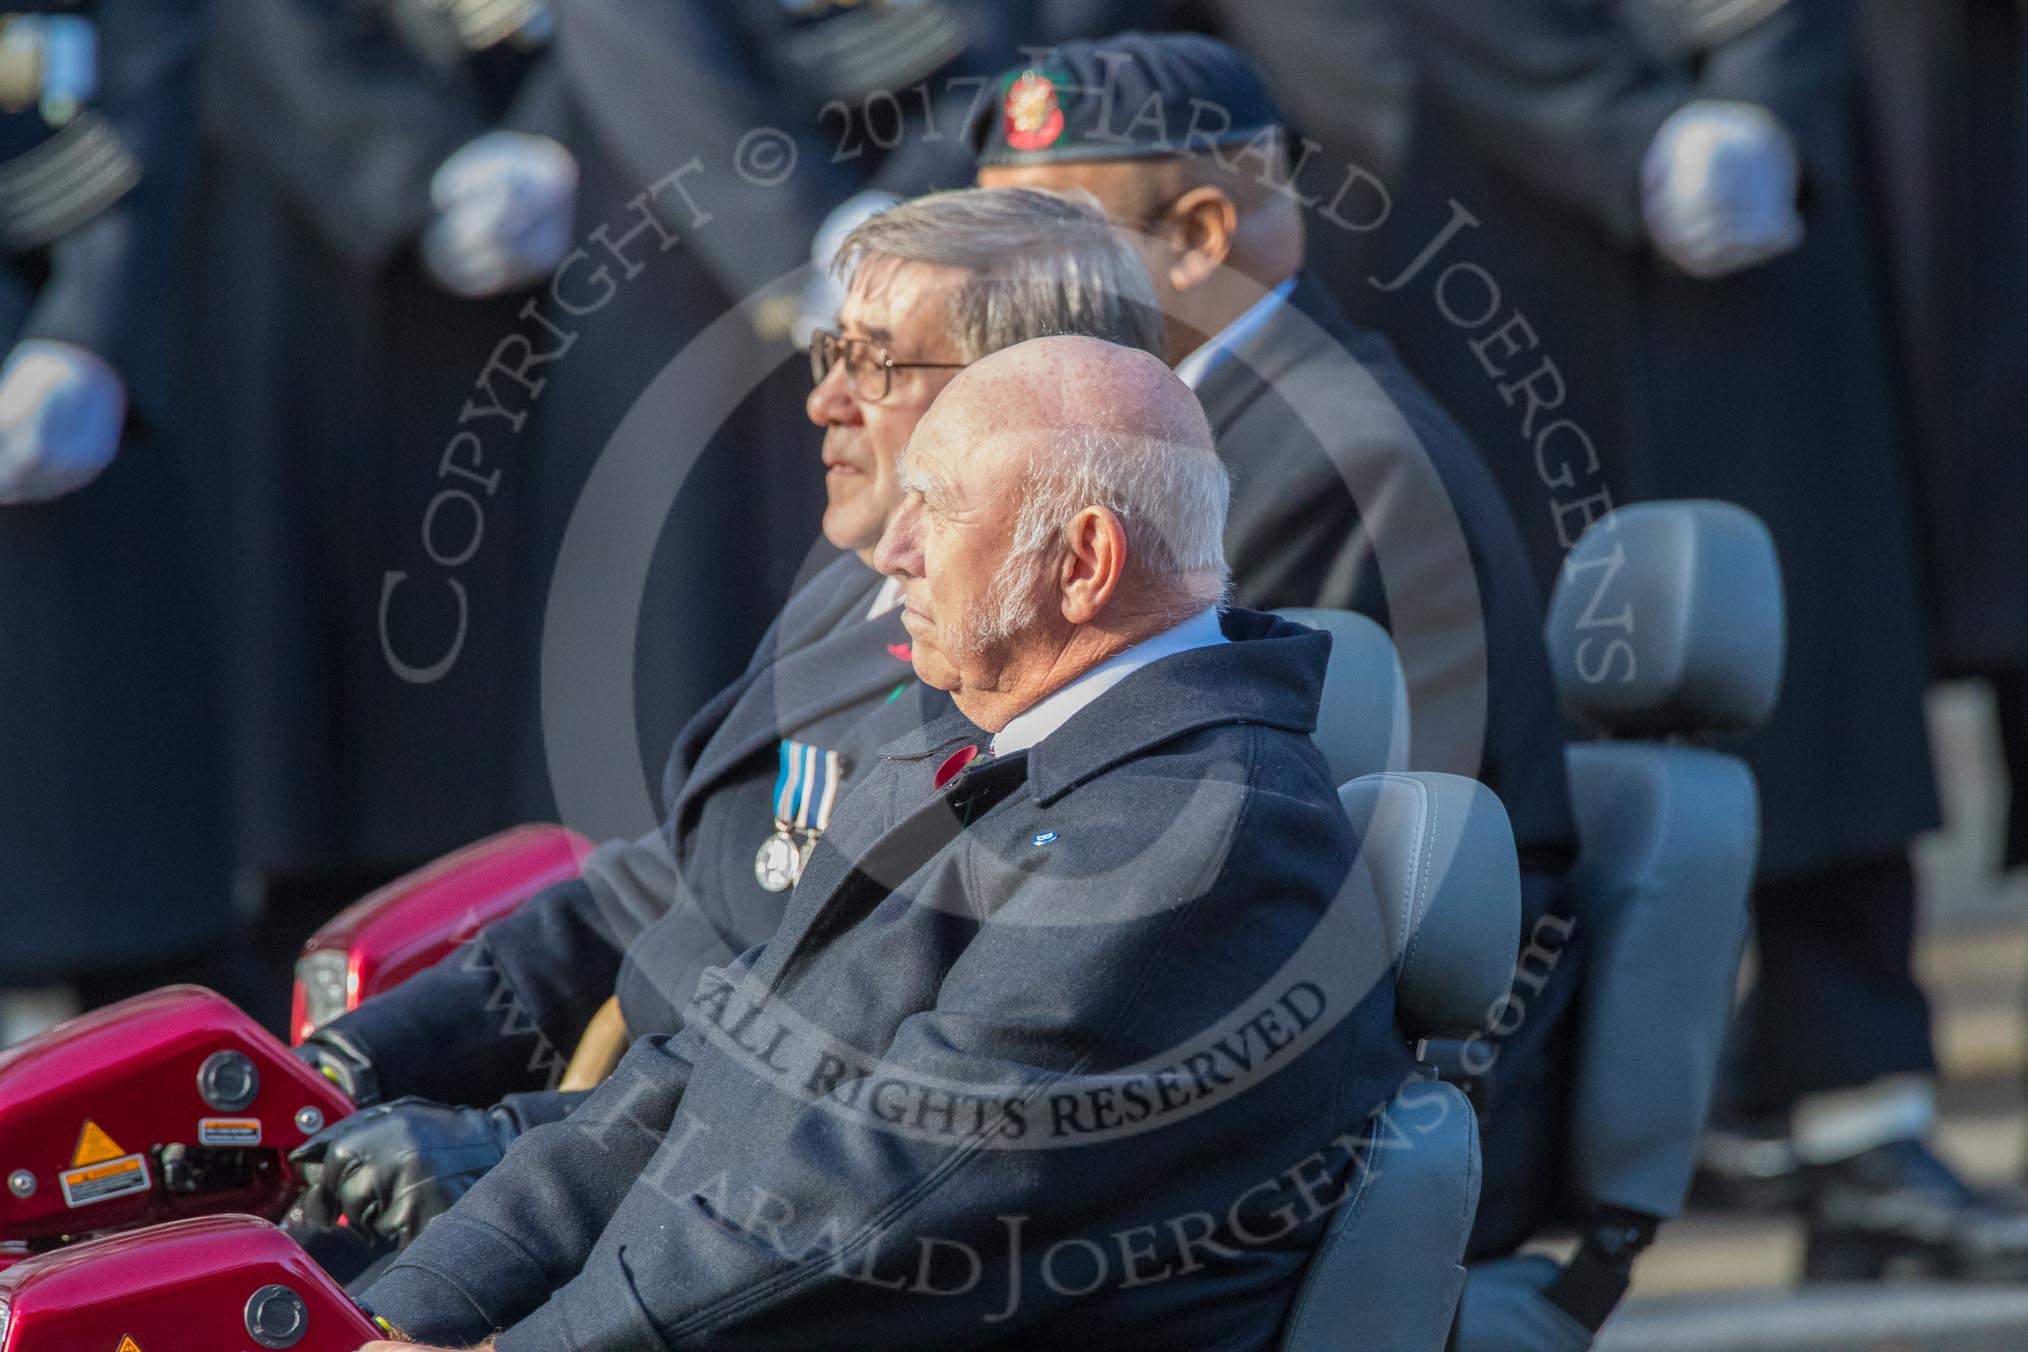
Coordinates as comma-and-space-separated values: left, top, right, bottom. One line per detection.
0, 1215, 382, 1351
0, 988, 352, 1245
292, 823, 595, 1043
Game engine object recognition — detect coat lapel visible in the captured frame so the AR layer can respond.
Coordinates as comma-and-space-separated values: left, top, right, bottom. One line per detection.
753, 717, 1009, 988
676, 587, 914, 812
750, 614, 1329, 985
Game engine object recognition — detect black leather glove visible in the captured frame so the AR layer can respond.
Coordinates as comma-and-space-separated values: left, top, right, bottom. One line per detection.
286, 1097, 522, 1249
294, 1027, 383, 1108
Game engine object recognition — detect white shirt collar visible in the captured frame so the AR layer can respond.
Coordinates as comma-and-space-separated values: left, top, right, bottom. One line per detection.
988, 607, 1228, 757
866, 575, 905, 619
1172, 275, 1298, 390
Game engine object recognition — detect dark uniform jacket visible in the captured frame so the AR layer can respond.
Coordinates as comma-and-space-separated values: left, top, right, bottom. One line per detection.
1355, 0, 1946, 1252
186, 0, 642, 875
1859, 0, 2028, 681
1204, 271, 1574, 894
329, 554, 941, 1114
0, 0, 235, 982
365, 610, 1412, 1351
1860, 0, 2028, 872
554, 0, 1180, 300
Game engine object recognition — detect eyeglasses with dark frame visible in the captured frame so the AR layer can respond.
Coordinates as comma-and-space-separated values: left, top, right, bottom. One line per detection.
808, 329, 967, 403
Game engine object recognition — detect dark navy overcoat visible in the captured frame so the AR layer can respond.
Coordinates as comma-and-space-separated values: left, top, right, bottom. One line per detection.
366, 611, 1413, 1350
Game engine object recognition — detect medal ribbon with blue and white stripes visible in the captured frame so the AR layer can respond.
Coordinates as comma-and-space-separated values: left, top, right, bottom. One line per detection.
765, 739, 843, 887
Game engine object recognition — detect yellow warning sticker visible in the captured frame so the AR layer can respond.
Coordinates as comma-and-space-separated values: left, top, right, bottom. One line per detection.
57, 1153, 148, 1209
71, 1119, 125, 1167
117, 1337, 144, 1352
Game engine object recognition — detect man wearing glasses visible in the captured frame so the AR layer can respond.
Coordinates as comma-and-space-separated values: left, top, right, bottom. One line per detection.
284, 186, 1165, 1256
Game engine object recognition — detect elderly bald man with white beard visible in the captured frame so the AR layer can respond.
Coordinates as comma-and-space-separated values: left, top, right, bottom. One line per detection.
360, 336, 1411, 1352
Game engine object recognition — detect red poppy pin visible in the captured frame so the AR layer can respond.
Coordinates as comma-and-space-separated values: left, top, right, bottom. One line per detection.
1002, 70, 1066, 152
887, 642, 913, 663
935, 744, 982, 790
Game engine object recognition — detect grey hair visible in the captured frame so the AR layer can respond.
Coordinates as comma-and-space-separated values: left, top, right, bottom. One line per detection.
834, 187, 1163, 361
976, 424, 1233, 642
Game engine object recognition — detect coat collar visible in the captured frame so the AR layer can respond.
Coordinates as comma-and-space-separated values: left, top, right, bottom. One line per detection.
877, 705, 992, 765
678, 560, 915, 801
880, 610, 1331, 806
1174, 276, 1299, 389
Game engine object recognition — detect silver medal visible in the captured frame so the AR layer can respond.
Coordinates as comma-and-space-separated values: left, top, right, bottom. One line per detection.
754, 829, 802, 893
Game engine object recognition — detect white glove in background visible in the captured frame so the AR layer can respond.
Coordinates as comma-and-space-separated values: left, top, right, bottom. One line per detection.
0, 339, 125, 506
421, 130, 579, 298
1641, 100, 1805, 280
794, 188, 903, 349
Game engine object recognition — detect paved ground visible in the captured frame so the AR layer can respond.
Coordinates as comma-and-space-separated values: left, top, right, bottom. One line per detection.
1599, 1286, 2028, 1351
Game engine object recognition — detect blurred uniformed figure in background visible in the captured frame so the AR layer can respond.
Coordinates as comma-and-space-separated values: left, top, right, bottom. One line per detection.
1376, 0, 2028, 1278
182, 0, 578, 954
1860, 1, 2028, 881
0, 0, 257, 1030
1859, 0, 2028, 1196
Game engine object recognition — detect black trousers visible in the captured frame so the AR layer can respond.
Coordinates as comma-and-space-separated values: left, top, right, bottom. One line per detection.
1467, 872, 1585, 1260
1472, 855, 1934, 1257
1724, 854, 1937, 1120
1991, 671, 2028, 870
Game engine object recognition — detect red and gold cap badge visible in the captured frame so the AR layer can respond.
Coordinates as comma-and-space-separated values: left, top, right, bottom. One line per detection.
1001, 70, 1066, 152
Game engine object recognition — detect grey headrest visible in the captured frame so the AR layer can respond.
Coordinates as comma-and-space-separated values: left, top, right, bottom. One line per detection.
1274, 608, 1409, 785
1340, 772, 1520, 1038
1546, 501, 1784, 738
